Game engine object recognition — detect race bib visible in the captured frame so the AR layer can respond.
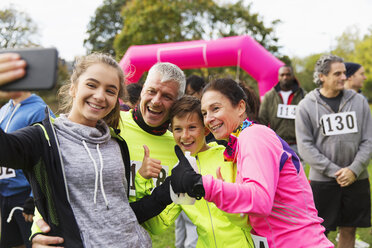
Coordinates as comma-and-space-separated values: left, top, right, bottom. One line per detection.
321, 111, 358, 136
129, 160, 169, 196
276, 104, 296, 119
0, 167, 16, 180
251, 234, 269, 248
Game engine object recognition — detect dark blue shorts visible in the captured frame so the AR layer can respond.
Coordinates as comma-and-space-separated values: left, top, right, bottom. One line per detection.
0, 190, 32, 248
311, 179, 371, 231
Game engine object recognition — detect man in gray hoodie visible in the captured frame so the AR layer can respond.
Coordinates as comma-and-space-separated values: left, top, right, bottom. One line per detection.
295, 54, 372, 248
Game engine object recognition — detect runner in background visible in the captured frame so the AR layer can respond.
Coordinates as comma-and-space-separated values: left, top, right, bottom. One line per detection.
344, 62, 368, 100
296, 55, 372, 248
259, 65, 305, 158
0, 90, 54, 248
120, 83, 142, 111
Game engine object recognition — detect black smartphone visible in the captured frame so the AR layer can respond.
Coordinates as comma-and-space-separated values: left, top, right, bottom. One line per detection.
0, 47, 59, 91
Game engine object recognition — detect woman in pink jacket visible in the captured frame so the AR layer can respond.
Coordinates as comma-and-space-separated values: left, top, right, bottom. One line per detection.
171, 78, 333, 248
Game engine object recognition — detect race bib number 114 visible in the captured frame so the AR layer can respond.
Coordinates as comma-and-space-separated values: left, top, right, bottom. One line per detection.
321, 111, 358, 136
276, 104, 296, 119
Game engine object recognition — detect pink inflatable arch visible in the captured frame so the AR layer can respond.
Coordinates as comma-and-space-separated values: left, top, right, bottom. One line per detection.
119, 35, 284, 97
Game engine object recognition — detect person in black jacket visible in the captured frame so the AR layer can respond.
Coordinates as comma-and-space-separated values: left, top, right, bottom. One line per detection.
0, 52, 172, 247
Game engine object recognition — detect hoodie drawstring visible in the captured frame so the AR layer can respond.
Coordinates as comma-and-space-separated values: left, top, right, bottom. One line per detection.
82, 140, 109, 210
96, 145, 109, 210
315, 98, 320, 128
7, 207, 24, 223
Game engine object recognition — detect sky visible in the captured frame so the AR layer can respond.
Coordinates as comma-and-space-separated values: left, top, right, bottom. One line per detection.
1, 0, 371, 61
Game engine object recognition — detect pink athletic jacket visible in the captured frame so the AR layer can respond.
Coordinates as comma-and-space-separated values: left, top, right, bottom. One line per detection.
203, 124, 333, 248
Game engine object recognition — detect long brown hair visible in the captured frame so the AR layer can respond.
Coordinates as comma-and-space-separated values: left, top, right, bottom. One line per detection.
58, 53, 125, 128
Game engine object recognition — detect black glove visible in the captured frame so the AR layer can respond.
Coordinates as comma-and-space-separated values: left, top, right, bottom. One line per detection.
22, 197, 35, 215
171, 145, 205, 199
130, 176, 172, 224
151, 176, 172, 206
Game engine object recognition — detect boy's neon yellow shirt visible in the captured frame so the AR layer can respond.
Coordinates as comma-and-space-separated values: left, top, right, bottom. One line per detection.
138, 142, 254, 248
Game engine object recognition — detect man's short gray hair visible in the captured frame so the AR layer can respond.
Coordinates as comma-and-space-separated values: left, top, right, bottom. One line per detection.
146, 62, 186, 99
313, 54, 344, 86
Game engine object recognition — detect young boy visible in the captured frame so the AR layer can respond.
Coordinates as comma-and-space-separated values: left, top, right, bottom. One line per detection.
141, 95, 254, 247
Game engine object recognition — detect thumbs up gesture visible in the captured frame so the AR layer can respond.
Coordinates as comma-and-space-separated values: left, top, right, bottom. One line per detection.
138, 145, 162, 179
171, 145, 205, 199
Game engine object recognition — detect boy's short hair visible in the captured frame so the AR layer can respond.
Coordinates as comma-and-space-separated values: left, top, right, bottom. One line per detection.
170, 95, 203, 125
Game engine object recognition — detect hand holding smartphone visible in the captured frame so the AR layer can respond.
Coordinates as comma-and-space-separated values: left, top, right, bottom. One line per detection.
0, 47, 58, 91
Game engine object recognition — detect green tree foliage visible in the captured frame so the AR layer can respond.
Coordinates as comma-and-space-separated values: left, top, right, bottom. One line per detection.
292, 26, 372, 101
0, 6, 39, 48
292, 54, 323, 92
84, 0, 126, 56
332, 26, 362, 61
211, 1, 281, 55
114, 0, 281, 59
0, 6, 69, 110
111, 0, 283, 94
36, 59, 70, 112
352, 29, 372, 101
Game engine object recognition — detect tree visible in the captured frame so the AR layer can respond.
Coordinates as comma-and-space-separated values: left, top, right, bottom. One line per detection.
36, 59, 70, 112
113, 0, 282, 59
84, 0, 126, 56
332, 25, 362, 62
351, 29, 372, 101
0, 6, 70, 110
111, 0, 284, 91
210, 1, 281, 55
291, 25, 372, 102
291, 53, 323, 92
0, 6, 39, 48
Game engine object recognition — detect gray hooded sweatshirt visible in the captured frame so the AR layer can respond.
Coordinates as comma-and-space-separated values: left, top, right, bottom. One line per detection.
54, 115, 151, 247
295, 89, 372, 182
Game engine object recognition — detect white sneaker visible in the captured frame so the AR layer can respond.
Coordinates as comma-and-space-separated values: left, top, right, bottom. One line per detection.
354, 235, 370, 248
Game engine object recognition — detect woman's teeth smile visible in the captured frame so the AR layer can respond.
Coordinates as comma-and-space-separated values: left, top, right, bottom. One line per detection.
88, 103, 104, 109
210, 123, 222, 131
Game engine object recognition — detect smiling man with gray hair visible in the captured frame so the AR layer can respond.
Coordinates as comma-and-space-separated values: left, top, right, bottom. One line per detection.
295, 54, 372, 248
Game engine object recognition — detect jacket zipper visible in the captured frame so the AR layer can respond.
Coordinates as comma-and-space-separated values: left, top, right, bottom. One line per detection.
196, 155, 218, 248
46, 109, 71, 203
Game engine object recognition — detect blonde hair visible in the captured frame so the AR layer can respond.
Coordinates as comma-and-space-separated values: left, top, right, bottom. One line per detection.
58, 53, 125, 128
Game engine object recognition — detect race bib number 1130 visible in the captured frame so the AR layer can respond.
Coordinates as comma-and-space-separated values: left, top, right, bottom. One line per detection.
321, 111, 358, 136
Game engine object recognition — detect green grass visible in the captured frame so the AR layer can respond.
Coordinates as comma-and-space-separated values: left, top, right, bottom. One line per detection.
152, 162, 372, 247
152, 223, 176, 248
